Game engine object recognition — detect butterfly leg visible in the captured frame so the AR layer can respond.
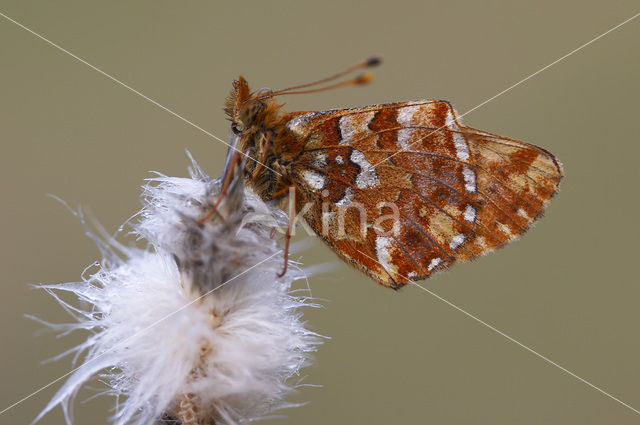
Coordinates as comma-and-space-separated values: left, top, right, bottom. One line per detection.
267, 185, 292, 200
251, 132, 272, 183
277, 185, 296, 278
197, 150, 240, 225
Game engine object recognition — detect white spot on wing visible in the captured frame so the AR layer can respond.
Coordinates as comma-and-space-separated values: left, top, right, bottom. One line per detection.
397, 128, 414, 150
350, 150, 379, 188
446, 110, 469, 160
375, 236, 397, 274
428, 257, 442, 271
397, 105, 418, 125
445, 110, 460, 131
286, 112, 324, 136
464, 204, 476, 222
517, 208, 529, 219
335, 155, 344, 165
497, 222, 512, 236
463, 166, 476, 193
397, 105, 419, 150
453, 133, 470, 160
335, 187, 353, 207
338, 111, 375, 145
449, 233, 466, 250
301, 170, 325, 190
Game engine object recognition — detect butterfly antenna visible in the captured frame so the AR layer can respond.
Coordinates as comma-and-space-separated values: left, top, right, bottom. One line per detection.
273, 72, 375, 97
262, 55, 382, 99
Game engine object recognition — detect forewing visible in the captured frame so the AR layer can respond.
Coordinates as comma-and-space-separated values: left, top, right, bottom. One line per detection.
281, 102, 563, 288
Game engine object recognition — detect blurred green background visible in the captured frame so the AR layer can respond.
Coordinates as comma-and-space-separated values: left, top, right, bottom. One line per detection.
1, 1, 639, 424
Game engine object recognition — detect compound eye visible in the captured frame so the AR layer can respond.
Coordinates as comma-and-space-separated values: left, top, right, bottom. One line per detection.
231, 122, 245, 134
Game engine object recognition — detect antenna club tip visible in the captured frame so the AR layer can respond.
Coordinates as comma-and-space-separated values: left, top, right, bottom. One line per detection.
355, 72, 375, 85
365, 55, 383, 67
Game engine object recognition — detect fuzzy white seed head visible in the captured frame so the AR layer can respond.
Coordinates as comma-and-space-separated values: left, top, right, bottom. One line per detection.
35, 156, 322, 425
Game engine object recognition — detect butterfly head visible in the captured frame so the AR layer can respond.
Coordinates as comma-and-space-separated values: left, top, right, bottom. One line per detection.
225, 56, 383, 136
224, 76, 280, 137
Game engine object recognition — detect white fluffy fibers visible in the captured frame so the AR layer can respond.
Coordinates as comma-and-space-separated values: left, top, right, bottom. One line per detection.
35, 157, 322, 425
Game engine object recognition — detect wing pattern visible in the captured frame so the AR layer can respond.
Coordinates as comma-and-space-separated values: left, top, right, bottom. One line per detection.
279, 101, 563, 288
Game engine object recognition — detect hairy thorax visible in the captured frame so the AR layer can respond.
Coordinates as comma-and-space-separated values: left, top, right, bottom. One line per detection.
239, 105, 293, 202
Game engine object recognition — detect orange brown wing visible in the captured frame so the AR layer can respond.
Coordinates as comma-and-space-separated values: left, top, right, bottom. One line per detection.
279, 101, 563, 288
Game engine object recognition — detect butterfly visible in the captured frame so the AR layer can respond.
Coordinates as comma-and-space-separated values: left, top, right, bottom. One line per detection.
201, 56, 563, 289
